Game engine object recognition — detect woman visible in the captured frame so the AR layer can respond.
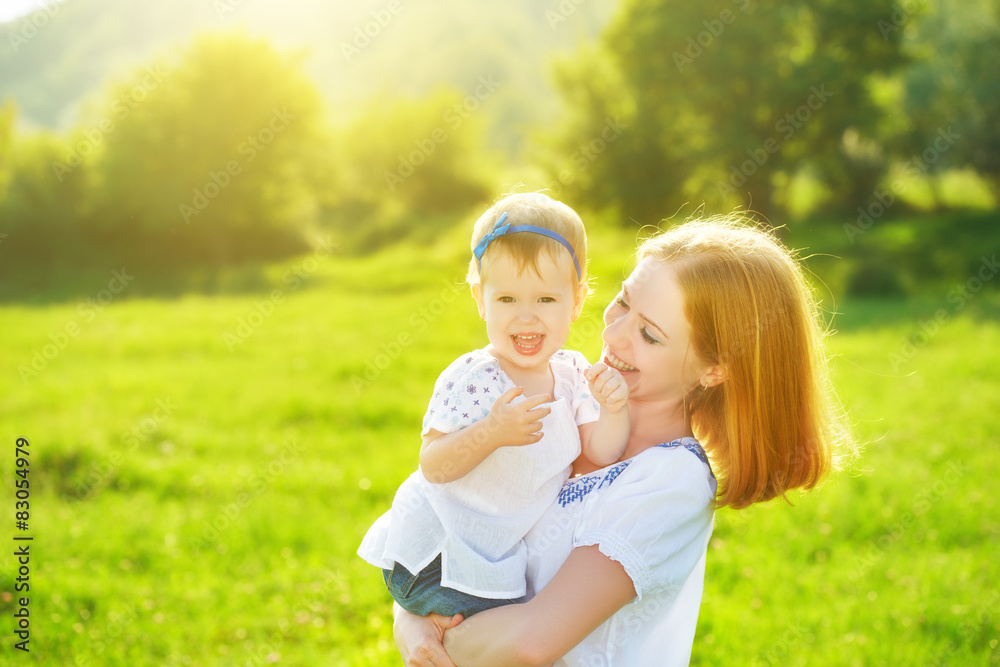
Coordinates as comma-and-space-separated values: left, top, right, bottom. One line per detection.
394, 214, 852, 666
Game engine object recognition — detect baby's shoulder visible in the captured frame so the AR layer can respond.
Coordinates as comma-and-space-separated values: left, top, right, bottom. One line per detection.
550, 349, 592, 373
550, 349, 593, 389
433, 349, 507, 391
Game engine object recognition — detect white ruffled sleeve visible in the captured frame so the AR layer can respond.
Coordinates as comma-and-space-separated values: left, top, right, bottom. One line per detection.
421, 351, 505, 436
573, 446, 716, 599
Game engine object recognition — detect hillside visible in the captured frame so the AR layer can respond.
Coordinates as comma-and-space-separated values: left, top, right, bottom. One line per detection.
0, 0, 618, 153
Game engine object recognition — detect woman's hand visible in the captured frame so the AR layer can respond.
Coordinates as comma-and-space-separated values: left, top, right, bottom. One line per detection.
393, 603, 464, 667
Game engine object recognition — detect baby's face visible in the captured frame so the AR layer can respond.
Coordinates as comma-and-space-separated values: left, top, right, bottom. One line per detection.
475, 250, 583, 376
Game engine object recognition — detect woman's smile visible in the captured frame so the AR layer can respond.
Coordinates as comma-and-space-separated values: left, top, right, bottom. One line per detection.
603, 349, 638, 372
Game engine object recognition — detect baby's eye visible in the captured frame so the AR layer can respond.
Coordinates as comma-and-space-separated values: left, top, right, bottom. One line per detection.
538, 297, 556, 303
498, 296, 514, 303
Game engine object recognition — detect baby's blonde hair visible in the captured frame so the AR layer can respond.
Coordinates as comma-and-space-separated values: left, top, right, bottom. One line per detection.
466, 192, 588, 288
637, 214, 854, 509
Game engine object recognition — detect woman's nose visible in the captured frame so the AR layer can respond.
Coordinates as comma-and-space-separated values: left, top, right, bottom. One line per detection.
603, 306, 629, 345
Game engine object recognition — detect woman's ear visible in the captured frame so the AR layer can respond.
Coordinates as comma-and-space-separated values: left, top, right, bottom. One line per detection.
471, 283, 486, 320
700, 364, 728, 389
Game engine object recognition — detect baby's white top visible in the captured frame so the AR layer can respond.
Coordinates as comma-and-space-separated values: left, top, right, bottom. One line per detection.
358, 348, 600, 598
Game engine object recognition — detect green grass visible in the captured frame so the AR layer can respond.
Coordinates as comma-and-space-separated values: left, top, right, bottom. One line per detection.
1, 222, 999, 666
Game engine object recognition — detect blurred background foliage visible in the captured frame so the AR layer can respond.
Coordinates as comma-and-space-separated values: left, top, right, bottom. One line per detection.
0, 0, 997, 298
2, 2, 999, 663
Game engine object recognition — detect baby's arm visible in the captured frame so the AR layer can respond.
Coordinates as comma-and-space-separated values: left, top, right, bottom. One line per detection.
420, 387, 552, 484
579, 362, 630, 467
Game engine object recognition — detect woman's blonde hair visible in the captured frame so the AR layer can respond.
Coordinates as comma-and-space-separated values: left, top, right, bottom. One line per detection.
637, 214, 853, 509
466, 192, 588, 288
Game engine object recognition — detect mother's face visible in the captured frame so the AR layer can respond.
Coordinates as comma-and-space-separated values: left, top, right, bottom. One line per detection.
600, 258, 708, 403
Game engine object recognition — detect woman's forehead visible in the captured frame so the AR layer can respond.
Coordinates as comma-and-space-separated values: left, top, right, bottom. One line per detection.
626, 257, 673, 293
625, 259, 685, 317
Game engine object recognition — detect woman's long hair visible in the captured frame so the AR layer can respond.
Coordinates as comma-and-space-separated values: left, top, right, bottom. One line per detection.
638, 215, 854, 509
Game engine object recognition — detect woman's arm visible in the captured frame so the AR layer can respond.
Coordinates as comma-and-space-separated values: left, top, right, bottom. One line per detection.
441, 545, 636, 666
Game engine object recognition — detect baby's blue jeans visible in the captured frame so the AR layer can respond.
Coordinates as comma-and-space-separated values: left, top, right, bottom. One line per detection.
383, 554, 528, 617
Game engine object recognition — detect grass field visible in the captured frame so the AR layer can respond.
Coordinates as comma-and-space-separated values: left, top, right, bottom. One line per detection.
1, 221, 999, 666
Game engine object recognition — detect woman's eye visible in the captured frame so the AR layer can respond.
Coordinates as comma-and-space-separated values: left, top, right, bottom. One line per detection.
615, 294, 629, 309
640, 327, 659, 344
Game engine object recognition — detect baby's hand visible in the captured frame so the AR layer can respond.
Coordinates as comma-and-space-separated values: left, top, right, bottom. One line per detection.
585, 362, 629, 413
486, 387, 552, 447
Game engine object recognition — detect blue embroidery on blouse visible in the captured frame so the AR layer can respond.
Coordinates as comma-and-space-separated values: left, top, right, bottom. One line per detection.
656, 440, 715, 479
598, 461, 629, 489
556, 439, 713, 507
558, 460, 631, 507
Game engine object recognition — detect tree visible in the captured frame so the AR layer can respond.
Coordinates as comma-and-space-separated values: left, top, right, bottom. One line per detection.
332, 89, 493, 251
82, 31, 329, 266
0, 100, 14, 204
548, 0, 908, 224
0, 106, 92, 274
895, 0, 1000, 194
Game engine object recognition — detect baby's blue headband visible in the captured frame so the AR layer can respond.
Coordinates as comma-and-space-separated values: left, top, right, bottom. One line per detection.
472, 212, 582, 280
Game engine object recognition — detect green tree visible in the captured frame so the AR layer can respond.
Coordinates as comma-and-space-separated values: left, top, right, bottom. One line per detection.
332, 89, 493, 251
82, 31, 329, 266
0, 113, 91, 274
0, 100, 14, 203
895, 0, 1000, 195
548, 0, 908, 224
